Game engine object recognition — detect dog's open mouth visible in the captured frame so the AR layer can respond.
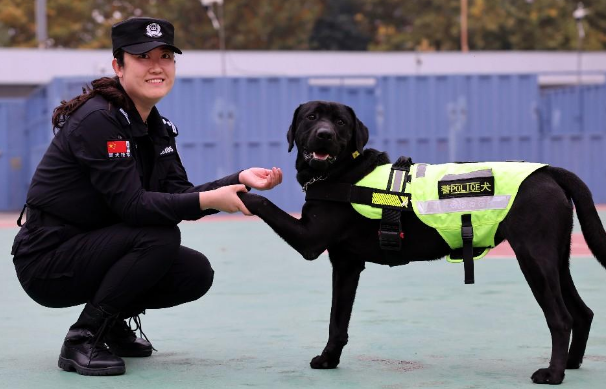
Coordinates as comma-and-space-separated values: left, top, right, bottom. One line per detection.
304, 150, 337, 164
313, 152, 330, 161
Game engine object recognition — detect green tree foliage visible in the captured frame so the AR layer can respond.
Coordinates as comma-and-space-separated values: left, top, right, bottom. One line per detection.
0, 0, 605, 51
309, 0, 371, 50
223, 0, 323, 50
0, 0, 158, 48
359, 0, 606, 51
0, 0, 36, 46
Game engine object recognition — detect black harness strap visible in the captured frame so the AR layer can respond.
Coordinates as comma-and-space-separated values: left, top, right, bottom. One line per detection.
306, 184, 411, 211
461, 214, 475, 284
305, 156, 414, 260
305, 182, 353, 202
378, 156, 412, 252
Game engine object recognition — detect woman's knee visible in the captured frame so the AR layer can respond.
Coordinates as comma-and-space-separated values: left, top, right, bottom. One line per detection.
181, 249, 214, 302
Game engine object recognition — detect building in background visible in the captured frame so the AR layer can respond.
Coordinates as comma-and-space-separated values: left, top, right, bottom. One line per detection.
2, 49, 606, 97
1, 49, 605, 211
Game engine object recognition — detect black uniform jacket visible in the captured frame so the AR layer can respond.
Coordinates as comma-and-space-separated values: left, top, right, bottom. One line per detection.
12, 94, 241, 285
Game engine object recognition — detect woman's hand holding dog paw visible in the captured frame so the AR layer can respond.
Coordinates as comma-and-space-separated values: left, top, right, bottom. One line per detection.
199, 185, 252, 215
239, 167, 283, 191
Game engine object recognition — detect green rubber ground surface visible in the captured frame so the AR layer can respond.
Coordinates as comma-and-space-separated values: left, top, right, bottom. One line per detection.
1, 214, 605, 388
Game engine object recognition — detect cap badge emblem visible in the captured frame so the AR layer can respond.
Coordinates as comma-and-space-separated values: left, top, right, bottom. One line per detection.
146, 23, 163, 38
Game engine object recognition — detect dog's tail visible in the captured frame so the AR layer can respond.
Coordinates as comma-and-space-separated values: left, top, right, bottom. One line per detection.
550, 166, 606, 269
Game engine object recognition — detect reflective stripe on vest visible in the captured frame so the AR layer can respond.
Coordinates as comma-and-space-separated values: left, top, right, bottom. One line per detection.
352, 162, 547, 262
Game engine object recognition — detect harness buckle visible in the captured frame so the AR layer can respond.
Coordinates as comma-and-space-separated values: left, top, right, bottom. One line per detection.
461, 225, 473, 241
379, 221, 403, 251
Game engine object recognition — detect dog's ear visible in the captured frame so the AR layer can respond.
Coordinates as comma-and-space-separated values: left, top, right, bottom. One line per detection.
287, 104, 303, 152
346, 105, 369, 155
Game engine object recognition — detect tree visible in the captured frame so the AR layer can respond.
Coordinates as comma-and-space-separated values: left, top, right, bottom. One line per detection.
576, 0, 606, 50
1, 0, 605, 51
356, 0, 606, 51
308, 0, 371, 50
0, 0, 37, 47
0, 0, 324, 50
0, 0, 157, 48
222, 0, 323, 50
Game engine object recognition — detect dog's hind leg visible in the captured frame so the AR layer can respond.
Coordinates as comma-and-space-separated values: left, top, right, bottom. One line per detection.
550, 217, 594, 369
310, 254, 364, 369
560, 265, 594, 369
503, 171, 578, 384
513, 246, 572, 385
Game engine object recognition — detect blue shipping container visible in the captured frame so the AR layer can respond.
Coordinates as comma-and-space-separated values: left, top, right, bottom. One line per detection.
11, 75, 606, 213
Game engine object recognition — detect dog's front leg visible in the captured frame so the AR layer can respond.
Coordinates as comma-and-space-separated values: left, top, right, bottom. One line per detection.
310, 257, 364, 369
239, 193, 343, 260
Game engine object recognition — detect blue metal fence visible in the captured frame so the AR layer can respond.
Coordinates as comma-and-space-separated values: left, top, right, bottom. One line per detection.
0, 99, 27, 210
539, 84, 606, 201
4, 74, 605, 212
375, 74, 541, 164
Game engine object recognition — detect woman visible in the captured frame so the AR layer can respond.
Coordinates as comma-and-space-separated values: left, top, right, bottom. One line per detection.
11, 17, 282, 376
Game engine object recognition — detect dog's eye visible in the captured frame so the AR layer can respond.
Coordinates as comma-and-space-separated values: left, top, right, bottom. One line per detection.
306, 114, 317, 121
336, 119, 346, 126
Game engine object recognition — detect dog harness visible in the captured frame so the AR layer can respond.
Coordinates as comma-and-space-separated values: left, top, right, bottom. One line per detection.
306, 156, 546, 284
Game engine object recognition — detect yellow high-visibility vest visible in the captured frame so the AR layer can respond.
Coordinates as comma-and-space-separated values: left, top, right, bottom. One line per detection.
352, 162, 546, 262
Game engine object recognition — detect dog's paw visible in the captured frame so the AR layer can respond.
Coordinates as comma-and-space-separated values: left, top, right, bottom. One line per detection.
310, 352, 340, 369
531, 368, 565, 385
237, 192, 264, 213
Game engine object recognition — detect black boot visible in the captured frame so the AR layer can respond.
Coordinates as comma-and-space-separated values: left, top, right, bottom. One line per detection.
105, 314, 154, 358
58, 303, 126, 376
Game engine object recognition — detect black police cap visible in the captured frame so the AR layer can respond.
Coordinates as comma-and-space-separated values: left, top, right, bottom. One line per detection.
112, 17, 182, 56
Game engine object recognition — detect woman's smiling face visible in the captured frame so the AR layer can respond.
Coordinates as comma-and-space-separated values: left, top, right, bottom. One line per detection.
114, 46, 176, 112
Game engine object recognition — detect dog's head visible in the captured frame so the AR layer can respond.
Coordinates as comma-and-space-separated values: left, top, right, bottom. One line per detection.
287, 101, 369, 173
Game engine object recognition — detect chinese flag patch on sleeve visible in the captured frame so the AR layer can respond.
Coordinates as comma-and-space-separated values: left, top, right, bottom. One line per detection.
107, 140, 131, 158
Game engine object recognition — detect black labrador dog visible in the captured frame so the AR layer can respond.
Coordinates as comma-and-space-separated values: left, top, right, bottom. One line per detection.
238, 100, 606, 384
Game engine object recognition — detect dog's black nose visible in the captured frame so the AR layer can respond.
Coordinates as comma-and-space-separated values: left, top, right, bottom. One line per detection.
316, 127, 334, 141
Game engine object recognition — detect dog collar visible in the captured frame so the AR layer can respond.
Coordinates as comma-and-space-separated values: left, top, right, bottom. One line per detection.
302, 175, 327, 192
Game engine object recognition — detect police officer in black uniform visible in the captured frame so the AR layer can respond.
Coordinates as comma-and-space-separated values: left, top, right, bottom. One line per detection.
11, 17, 282, 376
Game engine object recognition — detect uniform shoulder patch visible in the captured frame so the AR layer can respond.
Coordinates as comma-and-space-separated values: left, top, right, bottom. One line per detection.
162, 117, 178, 137
107, 140, 131, 159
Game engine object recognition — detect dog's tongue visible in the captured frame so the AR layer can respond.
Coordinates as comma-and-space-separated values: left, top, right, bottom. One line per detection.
313, 152, 330, 160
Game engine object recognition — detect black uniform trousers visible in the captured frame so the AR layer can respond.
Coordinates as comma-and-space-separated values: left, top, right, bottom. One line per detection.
22, 223, 214, 315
